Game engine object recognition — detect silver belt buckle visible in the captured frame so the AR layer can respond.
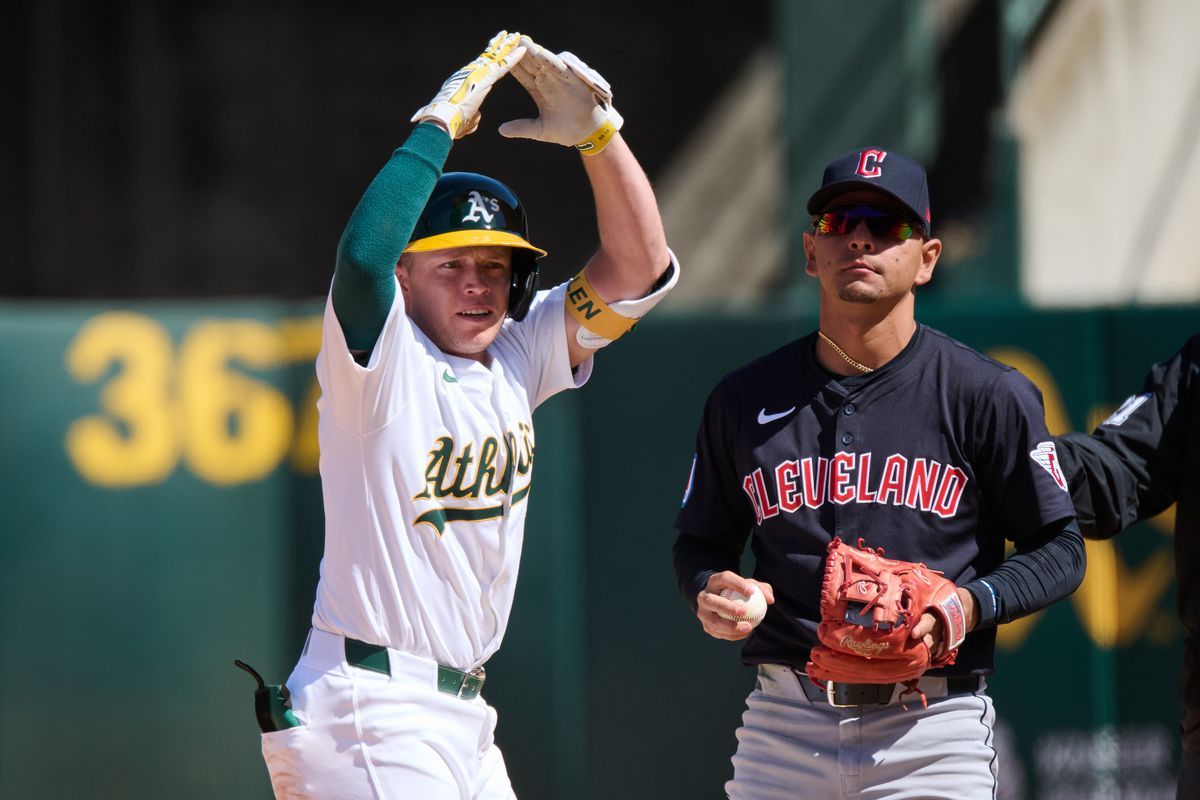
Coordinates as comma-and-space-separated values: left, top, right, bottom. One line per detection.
459, 666, 486, 698
825, 681, 854, 708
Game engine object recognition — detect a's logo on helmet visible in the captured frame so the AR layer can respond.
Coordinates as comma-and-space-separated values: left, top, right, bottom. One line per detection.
855, 149, 887, 178
462, 190, 500, 224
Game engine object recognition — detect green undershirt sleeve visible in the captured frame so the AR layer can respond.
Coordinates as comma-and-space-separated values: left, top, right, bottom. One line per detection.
331, 122, 453, 352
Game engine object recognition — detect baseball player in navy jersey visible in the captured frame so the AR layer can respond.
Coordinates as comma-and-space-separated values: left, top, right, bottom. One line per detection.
1055, 334, 1200, 800
673, 147, 1086, 799
257, 32, 677, 799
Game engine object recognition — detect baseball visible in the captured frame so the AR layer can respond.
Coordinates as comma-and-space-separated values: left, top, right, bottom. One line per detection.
718, 586, 768, 626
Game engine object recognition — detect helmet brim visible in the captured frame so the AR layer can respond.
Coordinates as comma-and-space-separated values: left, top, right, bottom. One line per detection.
404, 230, 547, 258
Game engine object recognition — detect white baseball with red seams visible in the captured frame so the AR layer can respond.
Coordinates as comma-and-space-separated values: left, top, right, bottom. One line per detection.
718, 586, 768, 626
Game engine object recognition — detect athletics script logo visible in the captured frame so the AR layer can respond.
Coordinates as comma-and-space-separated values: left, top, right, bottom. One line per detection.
413, 423, 535, 535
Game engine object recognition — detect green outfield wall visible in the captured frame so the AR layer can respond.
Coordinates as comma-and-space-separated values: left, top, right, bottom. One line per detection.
0, 300, 1194, 799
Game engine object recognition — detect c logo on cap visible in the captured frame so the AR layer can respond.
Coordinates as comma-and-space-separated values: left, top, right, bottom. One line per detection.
855, 149, 887, 178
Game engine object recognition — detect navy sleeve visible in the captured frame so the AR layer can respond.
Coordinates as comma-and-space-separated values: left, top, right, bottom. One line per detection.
960, 365, 1082, 628
962, 516, 1086, 628
672, 381, 755, 605
673, 534, 741, 612
971, 368, 1077, 542
1055, 336, 1195, 537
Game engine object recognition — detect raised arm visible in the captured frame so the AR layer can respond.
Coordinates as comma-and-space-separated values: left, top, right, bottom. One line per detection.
332, 31, 526, 353
578, 134, 671, 310
500, 37, 674, 367
332, 124, 450, 352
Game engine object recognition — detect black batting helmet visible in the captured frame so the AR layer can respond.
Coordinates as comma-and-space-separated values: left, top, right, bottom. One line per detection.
404, 172, 545, 321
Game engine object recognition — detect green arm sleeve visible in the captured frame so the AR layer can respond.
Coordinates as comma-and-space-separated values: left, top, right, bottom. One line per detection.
332, 122, 453, 351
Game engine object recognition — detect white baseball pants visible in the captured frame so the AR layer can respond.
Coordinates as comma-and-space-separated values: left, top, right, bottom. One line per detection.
260, 628, 515, 800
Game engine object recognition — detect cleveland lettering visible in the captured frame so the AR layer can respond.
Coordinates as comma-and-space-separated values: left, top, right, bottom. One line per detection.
741, 452, 969, 523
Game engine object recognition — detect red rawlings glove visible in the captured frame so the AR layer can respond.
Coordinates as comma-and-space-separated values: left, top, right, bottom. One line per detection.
806, 537, 968, 697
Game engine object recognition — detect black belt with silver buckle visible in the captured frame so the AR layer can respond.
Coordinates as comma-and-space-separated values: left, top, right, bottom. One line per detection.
343, 637, 486, 700
806, 675, 980, 707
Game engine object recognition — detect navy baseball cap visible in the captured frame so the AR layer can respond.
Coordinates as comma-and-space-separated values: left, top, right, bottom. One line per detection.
806, 147, 932, 234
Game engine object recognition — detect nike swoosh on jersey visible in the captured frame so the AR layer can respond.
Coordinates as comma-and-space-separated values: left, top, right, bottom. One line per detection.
443, 369, 458, 383
757, 407, 796, 424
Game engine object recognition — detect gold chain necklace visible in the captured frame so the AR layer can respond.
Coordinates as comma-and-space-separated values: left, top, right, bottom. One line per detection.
818, 330, 875, 373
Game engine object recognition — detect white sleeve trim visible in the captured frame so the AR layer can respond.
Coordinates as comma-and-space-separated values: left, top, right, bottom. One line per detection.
609, 248, 680, 319
575, 250, 680, 350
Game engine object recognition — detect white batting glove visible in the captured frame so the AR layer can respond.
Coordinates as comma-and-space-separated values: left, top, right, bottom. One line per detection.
499, 36, 624, 155
411, 31, 527, 140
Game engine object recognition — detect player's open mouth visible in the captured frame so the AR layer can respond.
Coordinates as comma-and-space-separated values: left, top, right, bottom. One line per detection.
458, 309, 493, 319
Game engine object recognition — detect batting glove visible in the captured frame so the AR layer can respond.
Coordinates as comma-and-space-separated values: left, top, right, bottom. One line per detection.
499, 36, 624, 155
411, 31, 527, 140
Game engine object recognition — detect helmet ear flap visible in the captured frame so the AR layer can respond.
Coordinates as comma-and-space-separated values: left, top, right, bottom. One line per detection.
507, 251, 540, 321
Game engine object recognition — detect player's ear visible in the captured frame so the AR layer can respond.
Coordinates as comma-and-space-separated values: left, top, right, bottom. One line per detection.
396, 254, 413, 296
913, 236, 941, 287
802, 231, 818, 277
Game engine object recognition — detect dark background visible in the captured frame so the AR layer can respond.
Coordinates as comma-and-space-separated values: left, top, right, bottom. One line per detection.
2, 0, 771, 298
3, 0, 1024, 302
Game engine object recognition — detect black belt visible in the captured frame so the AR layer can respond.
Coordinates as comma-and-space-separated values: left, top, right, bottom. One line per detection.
343, 637, 486, 700
801, 674, 981, 707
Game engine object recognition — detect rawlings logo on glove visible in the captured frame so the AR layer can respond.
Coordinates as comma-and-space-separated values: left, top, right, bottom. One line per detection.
806, 537, 968, 706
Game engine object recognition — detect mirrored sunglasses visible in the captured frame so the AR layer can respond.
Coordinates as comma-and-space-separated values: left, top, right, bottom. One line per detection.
812, 205, 920, 240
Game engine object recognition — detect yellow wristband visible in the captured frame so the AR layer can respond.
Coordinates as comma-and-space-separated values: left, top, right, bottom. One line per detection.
565, 270, 639, 341
574, 119, 619, 156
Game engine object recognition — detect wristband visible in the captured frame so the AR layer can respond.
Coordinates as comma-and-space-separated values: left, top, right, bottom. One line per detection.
575, 119, 619, 155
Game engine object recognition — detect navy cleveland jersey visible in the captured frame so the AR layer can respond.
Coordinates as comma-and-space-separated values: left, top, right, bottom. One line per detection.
675, 325, 1076, 674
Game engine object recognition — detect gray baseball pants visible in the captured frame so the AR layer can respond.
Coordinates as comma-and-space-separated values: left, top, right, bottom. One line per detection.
727, 664, 998, 799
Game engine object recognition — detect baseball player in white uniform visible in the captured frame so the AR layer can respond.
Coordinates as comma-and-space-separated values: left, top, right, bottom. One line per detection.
256, 32, 677, 799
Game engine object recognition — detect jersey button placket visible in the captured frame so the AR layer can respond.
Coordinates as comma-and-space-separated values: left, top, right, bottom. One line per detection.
835, 399, 857, 542
839, 399, 857, 446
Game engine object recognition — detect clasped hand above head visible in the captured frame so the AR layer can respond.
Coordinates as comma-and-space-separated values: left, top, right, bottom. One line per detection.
411, 30, 527, 139
498, 36, 624, 153
412, 31, 623, 154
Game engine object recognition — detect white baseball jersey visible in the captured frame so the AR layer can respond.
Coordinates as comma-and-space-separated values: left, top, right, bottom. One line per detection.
311, 278, 591, 670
